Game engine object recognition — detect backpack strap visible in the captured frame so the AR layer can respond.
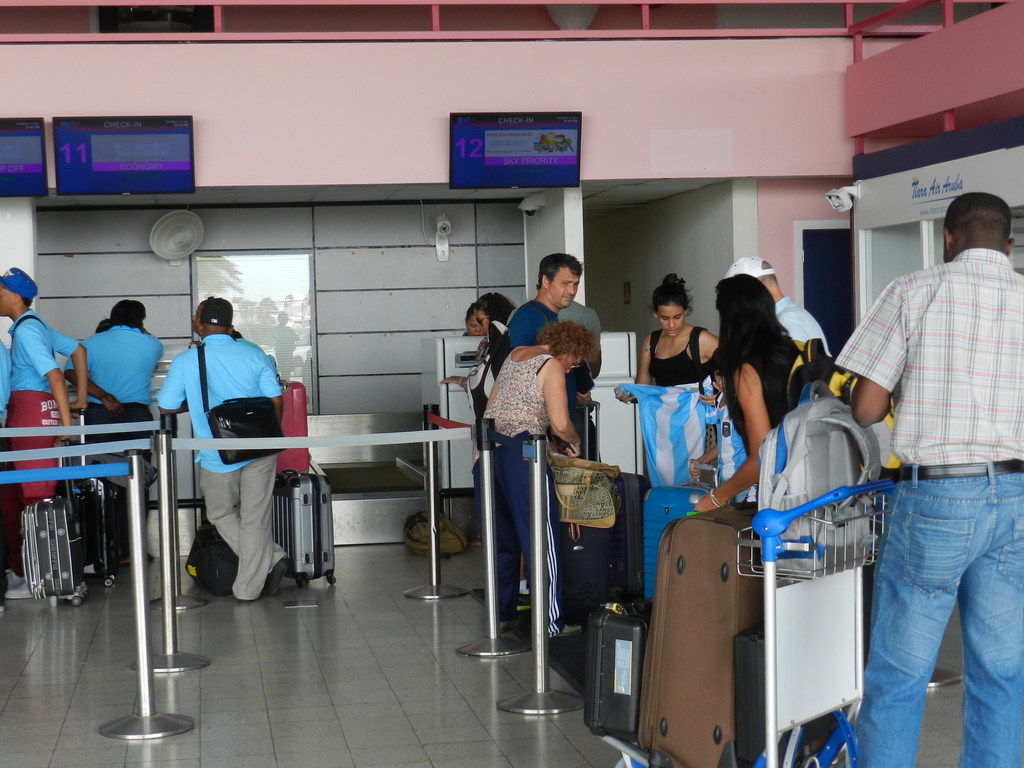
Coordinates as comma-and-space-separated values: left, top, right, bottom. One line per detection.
688, 326, 708, 381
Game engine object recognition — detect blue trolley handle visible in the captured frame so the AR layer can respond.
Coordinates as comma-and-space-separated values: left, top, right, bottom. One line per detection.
752, 479, 894, 563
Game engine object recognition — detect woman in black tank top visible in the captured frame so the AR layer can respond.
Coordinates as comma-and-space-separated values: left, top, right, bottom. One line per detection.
616, 274, 719, 402
692, 275, 798, 514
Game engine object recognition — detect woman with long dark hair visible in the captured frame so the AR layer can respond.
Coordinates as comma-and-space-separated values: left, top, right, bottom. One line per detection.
692, 274, 797, 513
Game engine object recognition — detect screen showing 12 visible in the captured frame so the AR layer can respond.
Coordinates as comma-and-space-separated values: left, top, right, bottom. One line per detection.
450, 113, 580, 189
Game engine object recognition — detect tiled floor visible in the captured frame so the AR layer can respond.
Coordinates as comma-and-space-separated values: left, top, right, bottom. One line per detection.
0, 544, 977, 768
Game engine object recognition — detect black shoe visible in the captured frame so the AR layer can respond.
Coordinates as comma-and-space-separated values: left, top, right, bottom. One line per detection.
262, 556, 291, 597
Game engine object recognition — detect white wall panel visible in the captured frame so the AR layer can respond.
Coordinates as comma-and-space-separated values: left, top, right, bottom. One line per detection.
37, 210, 168, 254
36, 251, 191, 298
319, 374, 421, 414
314, 203, 477, 248
318, 331, 458, 376
476, 203, 524, 244
477, 244, 525, 289
314, 247, 477, 291
198, 208, 314, 251
317, 287, 477, 334
36, 295, 194, 342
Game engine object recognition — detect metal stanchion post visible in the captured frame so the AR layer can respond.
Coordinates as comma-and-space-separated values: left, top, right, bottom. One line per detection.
498, 435, 582, 714
151, 429, 210, 673
100, 451, 194, 740
151, 413, 206, 612
405, 405, 469, 600
457, 419, 528, 657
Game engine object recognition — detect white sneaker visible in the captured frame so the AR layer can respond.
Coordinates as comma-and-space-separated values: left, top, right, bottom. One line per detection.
6, 570, 25, 589
5, 581, 32, 599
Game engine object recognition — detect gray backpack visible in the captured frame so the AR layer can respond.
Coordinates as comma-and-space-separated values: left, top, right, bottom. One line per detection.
757, 382, 884, 575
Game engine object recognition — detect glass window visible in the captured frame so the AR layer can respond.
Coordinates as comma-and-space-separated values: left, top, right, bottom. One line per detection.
195, 252, 313, 408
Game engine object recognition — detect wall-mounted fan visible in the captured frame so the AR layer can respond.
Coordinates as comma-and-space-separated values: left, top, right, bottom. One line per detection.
149, 210, 204, 266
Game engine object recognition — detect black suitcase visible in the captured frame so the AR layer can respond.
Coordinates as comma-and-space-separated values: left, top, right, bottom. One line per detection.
73, 476, 122, 587
734, 624, 835, 766
608, 472, 649, 600
272, 471, 336, 587
22, 498, 88, 606
584, 602, 650, 742
560, 521, 610, 623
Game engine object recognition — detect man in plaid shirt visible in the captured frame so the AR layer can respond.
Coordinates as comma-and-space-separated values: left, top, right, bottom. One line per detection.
837, 191, 1024, 768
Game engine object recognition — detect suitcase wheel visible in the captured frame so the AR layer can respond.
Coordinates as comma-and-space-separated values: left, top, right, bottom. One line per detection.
326, 571, 336, 586
70, 595, 83, 607
103, 576, 115, 588
295, 575, 309, 588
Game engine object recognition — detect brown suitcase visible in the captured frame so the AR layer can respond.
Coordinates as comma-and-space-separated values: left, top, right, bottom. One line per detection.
638, 505, 762, 768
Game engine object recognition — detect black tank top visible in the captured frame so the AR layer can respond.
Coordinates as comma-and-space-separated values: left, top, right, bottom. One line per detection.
647, 326, 706, 386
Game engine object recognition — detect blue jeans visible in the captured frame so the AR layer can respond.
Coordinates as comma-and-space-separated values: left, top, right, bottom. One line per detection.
856, 469, 1024, 768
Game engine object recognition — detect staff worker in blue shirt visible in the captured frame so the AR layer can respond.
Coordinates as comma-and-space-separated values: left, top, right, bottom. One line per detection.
0, 268, 89, 599
157, 298, 290, 601
66, 299, 163, 442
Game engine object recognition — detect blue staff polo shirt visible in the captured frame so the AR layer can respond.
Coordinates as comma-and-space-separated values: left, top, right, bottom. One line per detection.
67, 325, 164, 405
157, 333, 281, 473
10, 311, 62, 394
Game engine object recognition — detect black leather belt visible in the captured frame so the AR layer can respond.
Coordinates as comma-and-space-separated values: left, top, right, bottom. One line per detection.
899, 460, 1024, 481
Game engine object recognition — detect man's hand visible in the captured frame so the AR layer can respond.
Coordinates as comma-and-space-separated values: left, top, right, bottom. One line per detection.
100, 393, 123, 417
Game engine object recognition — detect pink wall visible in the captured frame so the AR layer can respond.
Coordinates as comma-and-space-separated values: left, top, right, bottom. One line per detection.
847, 0, 1024, 137
756, 178, 851, 298
0, 37, 855, 189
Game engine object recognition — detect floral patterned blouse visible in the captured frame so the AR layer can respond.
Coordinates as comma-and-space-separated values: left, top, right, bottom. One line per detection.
484, 354, 554, 438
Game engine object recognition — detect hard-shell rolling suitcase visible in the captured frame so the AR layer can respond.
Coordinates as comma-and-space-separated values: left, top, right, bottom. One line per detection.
584, 602, 650, 742
271, 470, 336, 587
22, 498, 88, 606
74, 476, 122, 587
641, 483, 708, 599
560, 522, 611, 623
609, 472, 649, 600
276, 381, 309, 474
638, 505, 761, 768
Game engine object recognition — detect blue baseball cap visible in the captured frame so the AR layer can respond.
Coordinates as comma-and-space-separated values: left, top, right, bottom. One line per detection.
0, 268, 37, 300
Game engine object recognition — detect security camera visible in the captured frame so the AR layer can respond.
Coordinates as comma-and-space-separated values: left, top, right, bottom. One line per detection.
435, 214, 452, 236
824, 185, 860, 212
518, 192, 547, 216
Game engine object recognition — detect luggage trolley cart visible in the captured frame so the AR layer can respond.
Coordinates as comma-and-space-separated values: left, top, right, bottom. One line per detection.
741, 479, 893, 768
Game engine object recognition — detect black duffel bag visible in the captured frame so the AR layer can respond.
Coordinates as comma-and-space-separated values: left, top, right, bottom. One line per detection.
185, 524, 238, 597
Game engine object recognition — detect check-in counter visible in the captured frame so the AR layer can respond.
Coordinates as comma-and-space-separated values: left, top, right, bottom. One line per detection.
308, 412, 426, 545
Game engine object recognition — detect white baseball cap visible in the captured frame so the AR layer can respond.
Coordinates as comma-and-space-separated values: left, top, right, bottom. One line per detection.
725, 257, 775, 279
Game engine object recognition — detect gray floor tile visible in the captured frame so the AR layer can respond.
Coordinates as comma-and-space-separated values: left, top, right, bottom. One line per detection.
0, 543, 1005, 768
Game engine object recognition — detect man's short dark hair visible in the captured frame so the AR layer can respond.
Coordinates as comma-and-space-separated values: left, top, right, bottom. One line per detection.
199, 297, 233, 327
944, 192, 1012, 244
535, 252, 583, 290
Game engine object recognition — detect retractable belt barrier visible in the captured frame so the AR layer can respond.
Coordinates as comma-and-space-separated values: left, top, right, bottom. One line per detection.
1, 408, 564, 736
0, 420, 195, 741
457, 419, 530, 659
403, 405, 469, 600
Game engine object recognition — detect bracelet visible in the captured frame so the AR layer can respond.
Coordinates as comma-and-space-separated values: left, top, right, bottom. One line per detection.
707, 488, 725, 509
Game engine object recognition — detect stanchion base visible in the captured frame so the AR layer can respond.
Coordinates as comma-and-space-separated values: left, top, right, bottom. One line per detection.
456, 636, 530, 657
403, 584, 470, 600
927, 664, 963, 689
149, 594, 208, 611
498, 689, 583, 715
152, 652, 211, 673
99, 712, 194, 740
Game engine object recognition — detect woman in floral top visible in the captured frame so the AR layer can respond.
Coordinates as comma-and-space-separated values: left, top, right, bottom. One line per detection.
483, 321, 596, 638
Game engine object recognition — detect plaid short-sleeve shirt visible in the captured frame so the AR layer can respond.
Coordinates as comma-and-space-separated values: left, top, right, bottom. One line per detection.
836, 248, 1024, 465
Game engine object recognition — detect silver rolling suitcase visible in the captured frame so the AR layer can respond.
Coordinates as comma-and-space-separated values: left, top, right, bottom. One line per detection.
22, 498, 88, 606
271, 470, 336, 587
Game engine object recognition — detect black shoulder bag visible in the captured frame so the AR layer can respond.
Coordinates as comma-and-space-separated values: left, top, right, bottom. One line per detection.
198, 344, 283, 465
